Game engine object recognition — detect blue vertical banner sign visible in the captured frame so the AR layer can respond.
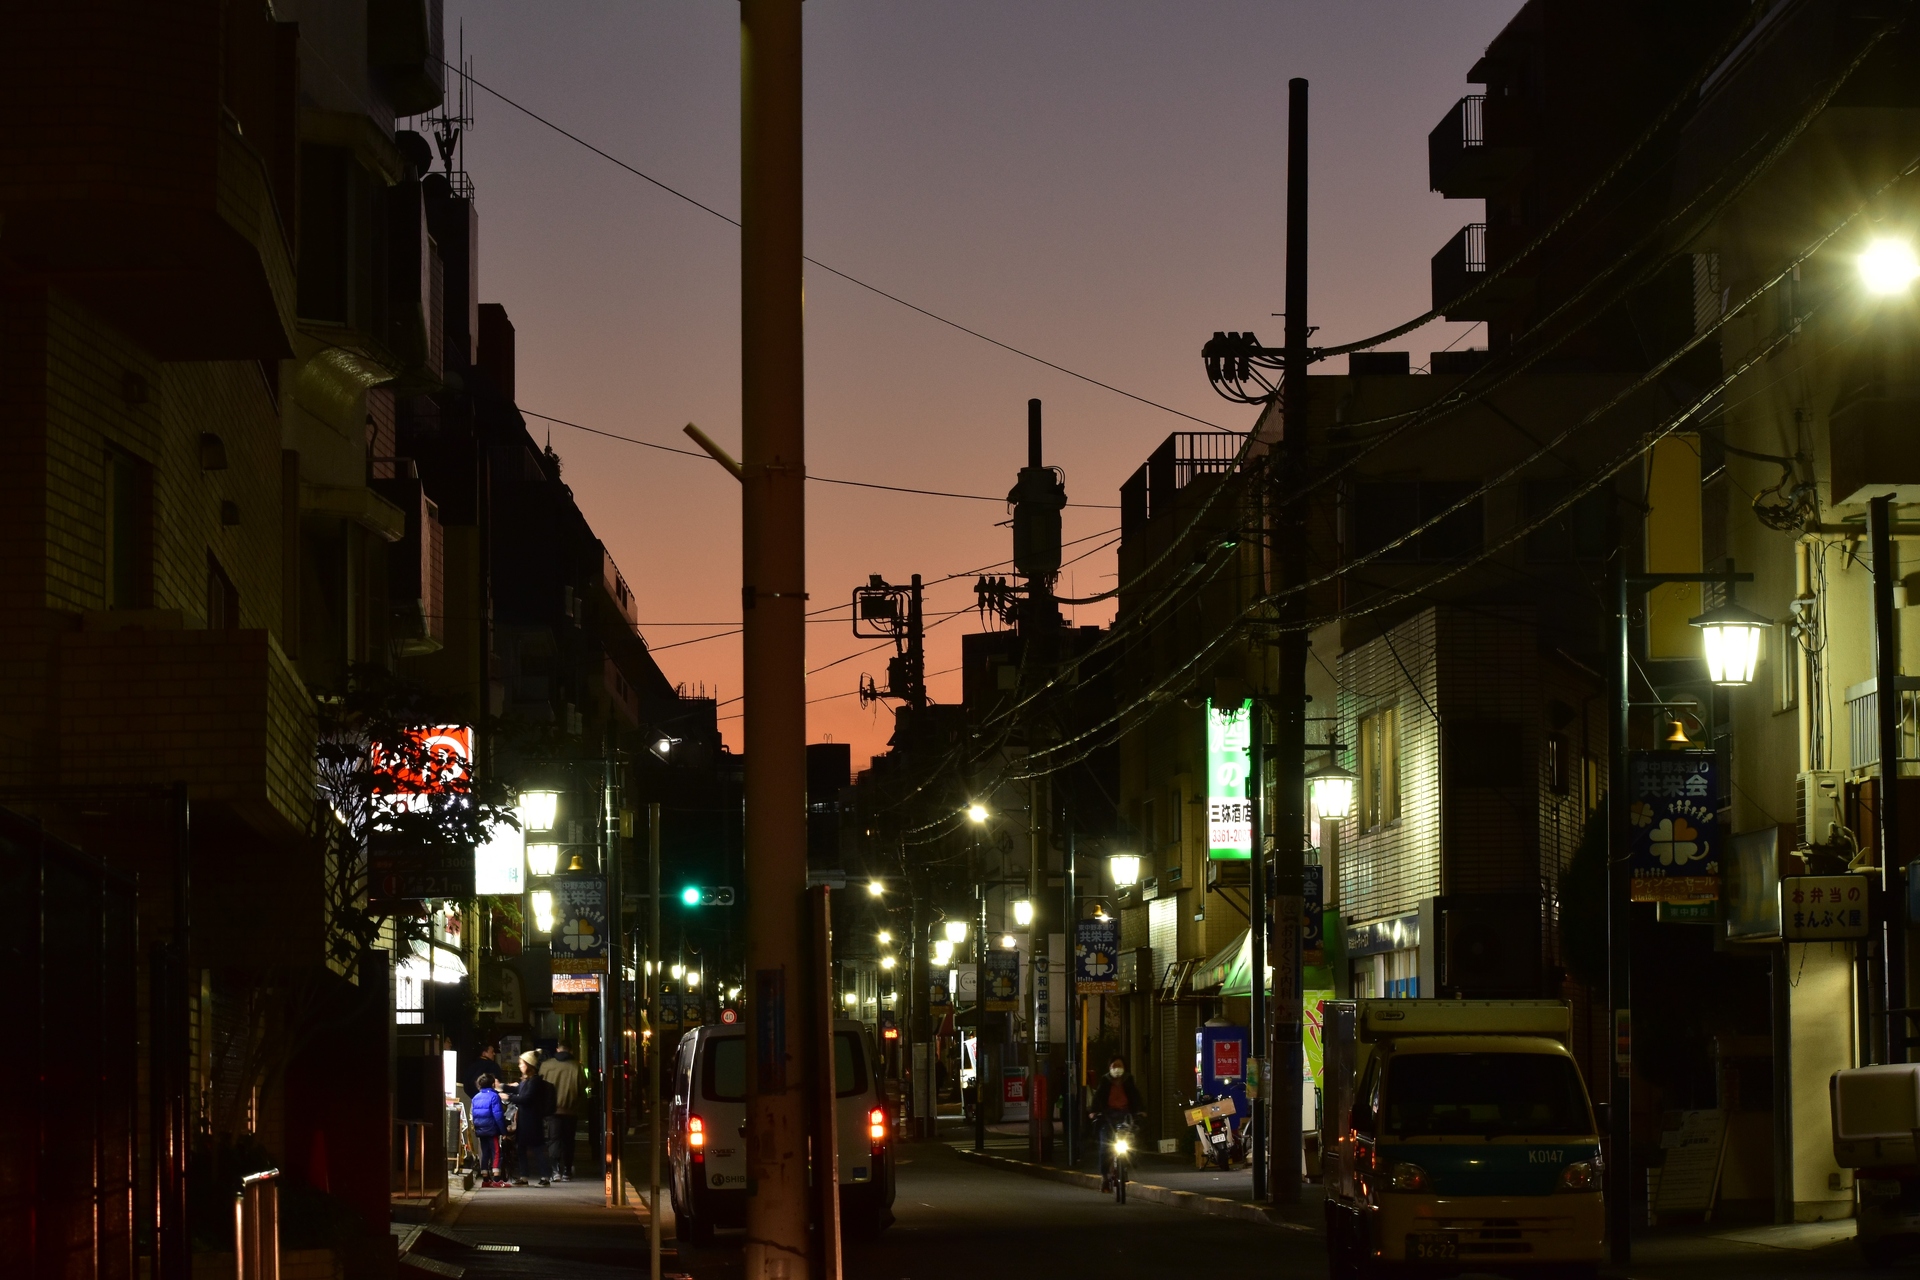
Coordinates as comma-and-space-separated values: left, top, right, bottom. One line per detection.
1302, 864, 1324, 966
549, 879, 609, 972
1626, 751, 1720, 902
1074, 918, 1120, 993
1207, 698, 1253, 859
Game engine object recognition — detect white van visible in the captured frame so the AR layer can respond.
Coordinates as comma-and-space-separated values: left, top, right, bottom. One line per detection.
667, 1019, 896, 1241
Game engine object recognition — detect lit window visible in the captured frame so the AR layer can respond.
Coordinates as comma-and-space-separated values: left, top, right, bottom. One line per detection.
1358, 706, 1400, 831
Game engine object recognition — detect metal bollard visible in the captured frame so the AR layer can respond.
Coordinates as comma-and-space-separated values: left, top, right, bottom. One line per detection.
234, 1168, 280, 1280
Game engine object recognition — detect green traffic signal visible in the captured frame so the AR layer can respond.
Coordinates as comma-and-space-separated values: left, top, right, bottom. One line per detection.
681, 886, 701, 907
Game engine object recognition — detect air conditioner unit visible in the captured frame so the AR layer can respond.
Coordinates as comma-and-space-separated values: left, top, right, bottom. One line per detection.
1797, 770, 1842, 848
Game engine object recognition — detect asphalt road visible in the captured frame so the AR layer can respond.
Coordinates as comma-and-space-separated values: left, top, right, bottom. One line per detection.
671, 1139, 1328, 1280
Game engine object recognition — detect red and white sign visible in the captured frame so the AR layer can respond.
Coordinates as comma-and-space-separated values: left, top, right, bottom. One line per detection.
1003, 1073, 1027, 1104
371, 725, 473, 813
720, 1008, 738, 1024
1212, 1037, 1243, 1080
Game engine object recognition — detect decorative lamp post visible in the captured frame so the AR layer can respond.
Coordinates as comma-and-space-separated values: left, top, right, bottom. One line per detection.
1307, 762, 1357, 820
1107, 853, 1142, 888
1689, 602, 1770, 686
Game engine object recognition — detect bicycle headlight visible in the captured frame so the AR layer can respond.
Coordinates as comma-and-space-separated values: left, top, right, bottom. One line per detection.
1113, 1138, 1129, 1154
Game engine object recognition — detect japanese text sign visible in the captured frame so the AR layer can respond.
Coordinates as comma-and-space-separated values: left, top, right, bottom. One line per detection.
1780, 874, 1870, 941
984, 948, 1020, 1011
1627, 752, 1720, 902
1075, 918, 1120, 993
1207, 698, 1253, 859
550, 878, 609, 972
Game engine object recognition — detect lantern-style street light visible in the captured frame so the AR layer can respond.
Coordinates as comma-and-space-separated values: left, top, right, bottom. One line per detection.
1107, 852, 1142, 888
1307, 762, 1357, 819
1690, 601, 1771, 686
1011, 899, 1034, 927
943, 920, 968, 944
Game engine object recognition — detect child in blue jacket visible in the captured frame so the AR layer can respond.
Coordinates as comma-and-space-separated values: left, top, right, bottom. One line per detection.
472, 1074, 506, 1181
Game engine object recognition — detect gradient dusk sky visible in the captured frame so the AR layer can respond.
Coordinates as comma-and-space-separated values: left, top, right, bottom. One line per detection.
441, 0, 1517, 768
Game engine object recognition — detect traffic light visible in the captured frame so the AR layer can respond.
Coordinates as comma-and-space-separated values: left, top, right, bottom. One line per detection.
679, 885, 735, 907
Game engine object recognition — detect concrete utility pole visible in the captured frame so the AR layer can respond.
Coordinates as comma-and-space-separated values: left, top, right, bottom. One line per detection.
1269, 75, 1311, 1207
649, 802, 663, 1280
1871, 495, 1907, 1066
739, 1, 816, 1275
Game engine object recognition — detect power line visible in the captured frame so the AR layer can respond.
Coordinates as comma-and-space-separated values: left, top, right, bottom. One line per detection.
450, 63, 1227, 431
520, 409, 1120, 508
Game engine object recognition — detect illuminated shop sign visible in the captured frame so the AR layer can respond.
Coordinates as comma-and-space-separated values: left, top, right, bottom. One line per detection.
371, 724, 474, 813
1207, 698, 1252, 859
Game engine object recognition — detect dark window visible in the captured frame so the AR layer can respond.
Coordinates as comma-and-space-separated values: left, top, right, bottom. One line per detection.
703, 1036, 746, 1102
834, 1031, 869, 1098
1383, 1052, 1592, 1138
1523, 480, 1610, 561
1350, 1056, 1379, 1137
297, 144, 374, 328
207, 553, 239, 630
105, 446, 152, 609
1547, 733, 1570, 795
1351, 482, 1483, 562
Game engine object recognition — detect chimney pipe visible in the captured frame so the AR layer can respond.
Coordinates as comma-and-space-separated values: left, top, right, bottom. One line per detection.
1028, 398, 1042, 470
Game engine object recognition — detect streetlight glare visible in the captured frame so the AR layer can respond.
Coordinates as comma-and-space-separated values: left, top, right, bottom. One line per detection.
999, 933, 1017, 949
931, 940, 953, 966
518, 790, 559, 832
1690, 602, 1770, 685
1012, 898, 1034, 927
1309, 764, 1357, 819
966, 802, 989, 823
1860, 237, 1920, 294
686, 970, 700, 988
867, 878, 885, 897
880, 955, 896, 970
1107, 852, 1142, 887
943, 920, 968, 943
877, 930, 892, 944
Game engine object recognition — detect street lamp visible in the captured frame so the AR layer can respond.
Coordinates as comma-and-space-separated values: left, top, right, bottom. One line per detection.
530, 889, 555, 933
1859, 237, 1920, 295
1307, 761, 1357, 819
671, 963, 685, 980
1690, 601, 1770, 686
1012, 898, 1034, 927
867, 878, 885, 897
1107, 852, 1142, 888
519, 790, 559, 832
876, 930, 892, 945
527, 843, 560, 877
931, 939, 953, 966
943, 920, 968, 944
880, 955, 896, 971
966, 802, 989, 824
686, 970, 700, 989
1000, 934, 1017, 950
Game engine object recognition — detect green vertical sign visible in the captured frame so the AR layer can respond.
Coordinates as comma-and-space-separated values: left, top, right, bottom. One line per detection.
1207, 698, 1252, 860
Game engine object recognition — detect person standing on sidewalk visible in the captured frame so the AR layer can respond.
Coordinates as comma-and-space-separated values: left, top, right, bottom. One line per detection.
471, 1074, 506, 1182
540, 1041, 583, 1181
513, 1050, 555, 1186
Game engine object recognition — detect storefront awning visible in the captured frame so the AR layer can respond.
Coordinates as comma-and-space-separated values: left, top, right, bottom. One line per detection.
1196, 928, 1273, 998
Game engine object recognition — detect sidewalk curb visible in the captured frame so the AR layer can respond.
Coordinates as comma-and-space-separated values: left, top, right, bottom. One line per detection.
955, 1148, 1317, 1232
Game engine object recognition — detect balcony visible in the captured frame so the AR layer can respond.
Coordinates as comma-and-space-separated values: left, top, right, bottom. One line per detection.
1428, 94, 1532, 199
1121, 432, 1247, 537
1431, 224, 1533, 321
57, 623, 315, 837
1, 5, 299, 360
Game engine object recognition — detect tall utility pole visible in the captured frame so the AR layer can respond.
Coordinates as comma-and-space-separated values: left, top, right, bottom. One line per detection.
1249, 705, 1268, 1201
739, 1, 815, 1275
1268, 75, 1311, 1207
648, 803, 663, 1280
908, 852, 933, 1137
1871, 495, 1907, 1066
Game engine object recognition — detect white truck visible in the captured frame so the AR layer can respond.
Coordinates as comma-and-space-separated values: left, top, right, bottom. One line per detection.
1320, 1000, 1605, 1279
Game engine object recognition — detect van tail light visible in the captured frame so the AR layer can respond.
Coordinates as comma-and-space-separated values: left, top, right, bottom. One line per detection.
689, 1114, 705, 1164
868, 1107, 887, 1144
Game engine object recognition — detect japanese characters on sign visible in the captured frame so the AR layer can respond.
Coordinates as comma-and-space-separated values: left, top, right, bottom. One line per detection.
1780, 874, 1870, 941
550, 879, 609, 973
984, 948, 1019, 1011
1627, 751, 1720, 903
1207, 698, 1253, 859
1303, 864, 1325, 966
1074, 918, 1120, 993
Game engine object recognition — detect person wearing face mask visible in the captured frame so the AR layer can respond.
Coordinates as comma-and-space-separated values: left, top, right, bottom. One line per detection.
1089, 1055, 1145, 1190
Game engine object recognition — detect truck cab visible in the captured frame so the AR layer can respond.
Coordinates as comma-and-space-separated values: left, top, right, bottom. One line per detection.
1322, 1000, 1604, 1279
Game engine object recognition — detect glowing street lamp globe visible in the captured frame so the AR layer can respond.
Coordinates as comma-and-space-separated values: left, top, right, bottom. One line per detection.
1860, 237, 1920, 295
966, 803, 989, 824
1308, 763, 1357, 819
1012, 899, 1034, 927
1690, 601, 1770, 686
943, 920, 968, 944
931, 939, 954, 966
1107, 853, 1142, 888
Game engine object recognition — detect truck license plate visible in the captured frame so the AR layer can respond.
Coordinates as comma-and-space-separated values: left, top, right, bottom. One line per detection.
1407, 1233, 1458, 1261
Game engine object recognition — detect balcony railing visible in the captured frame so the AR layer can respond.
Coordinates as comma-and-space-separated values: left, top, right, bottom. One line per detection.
1431, 223, 1487, 316
1428, 94, 1532, 198
1846, 676, 1920, 774
1121, 432, 1247, 536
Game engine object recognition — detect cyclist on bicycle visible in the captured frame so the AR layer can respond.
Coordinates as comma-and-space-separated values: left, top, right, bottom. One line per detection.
1090, 1055, 1145, 1191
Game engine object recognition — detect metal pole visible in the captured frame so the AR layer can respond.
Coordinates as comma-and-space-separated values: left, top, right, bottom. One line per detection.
1871, 495, 1906, 1064
1249, 702, 1268, 1202
1270, 74, 1311, 1207
649, 803, 662, 1280
1607, 564, 1632, 1265
974, 860, 988, 1153
740, 0, 814, 1274
909, 851, 932, 1138
1064, 826, 1078, 1168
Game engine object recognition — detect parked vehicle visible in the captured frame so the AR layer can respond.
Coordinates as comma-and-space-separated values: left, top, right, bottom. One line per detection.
1321, 1000, 1604, 1279
1185, 1089, 1245, 1170
1832, 1062, 1920, 1265
1104, 1113, 1138, 1204
666, 1019, 896, 1242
